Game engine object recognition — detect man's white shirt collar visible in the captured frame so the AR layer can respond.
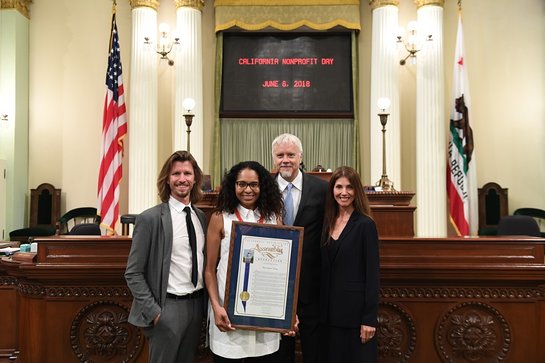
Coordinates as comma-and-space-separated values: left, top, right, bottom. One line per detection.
169, 195, 191, 212
277, 170, 303, 191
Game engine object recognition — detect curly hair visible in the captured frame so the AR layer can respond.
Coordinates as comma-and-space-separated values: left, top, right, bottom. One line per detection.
322, 166, 371, 245
157, 150, 203, 204
216, 161, 283, 221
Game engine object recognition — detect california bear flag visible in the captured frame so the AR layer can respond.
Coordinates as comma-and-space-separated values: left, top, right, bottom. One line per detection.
447, 14, 478, 236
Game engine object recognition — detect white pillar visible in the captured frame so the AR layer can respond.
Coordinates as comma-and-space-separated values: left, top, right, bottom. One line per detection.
128, 4, 159, 214
415, 1, 446, 237
174, 0, 204, 166
370, 1, 401, 190
0, 6, 29, 233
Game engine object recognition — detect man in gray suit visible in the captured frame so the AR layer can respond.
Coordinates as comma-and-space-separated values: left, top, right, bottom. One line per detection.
125, 150, 207, 363
272, 133, 328, 363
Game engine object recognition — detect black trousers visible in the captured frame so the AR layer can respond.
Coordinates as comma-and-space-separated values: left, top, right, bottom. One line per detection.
320, 324, 377, 363
277, 302, 320, 363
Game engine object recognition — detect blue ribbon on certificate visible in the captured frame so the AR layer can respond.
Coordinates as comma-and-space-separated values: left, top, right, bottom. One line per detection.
241, 261, 251, 311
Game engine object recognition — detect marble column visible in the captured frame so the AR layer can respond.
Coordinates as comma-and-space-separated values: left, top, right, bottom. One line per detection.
0, 2, 30, 234
415, 0, 446, 237
128, 0, 159, 214
174, 0, 204, 166
369, 0, 401, 191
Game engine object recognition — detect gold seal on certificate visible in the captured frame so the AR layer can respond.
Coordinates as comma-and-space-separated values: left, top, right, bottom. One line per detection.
240, 291, 250, 301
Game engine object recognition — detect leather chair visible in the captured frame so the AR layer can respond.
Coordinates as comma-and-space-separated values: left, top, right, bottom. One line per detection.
9, 183, 60, 243
478, 182, 509, 235
69, 223, 102, 235
513, 208, 545, 237
9, 226, 56, 243
120, 214, 137, 236
497, 215, 541, 237
56, 207, 101, 235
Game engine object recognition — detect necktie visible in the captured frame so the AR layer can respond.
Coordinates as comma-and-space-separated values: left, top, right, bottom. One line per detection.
183, 206, 198, 287
284, 183, 295, 226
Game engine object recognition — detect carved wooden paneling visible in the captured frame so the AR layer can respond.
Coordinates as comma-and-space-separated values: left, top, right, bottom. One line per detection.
2, 236, 545, 362
377, 237, 545, 362
70, 300, 143, 363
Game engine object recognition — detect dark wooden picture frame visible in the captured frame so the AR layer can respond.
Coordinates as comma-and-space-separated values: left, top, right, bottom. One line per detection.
224, 221, 304, 333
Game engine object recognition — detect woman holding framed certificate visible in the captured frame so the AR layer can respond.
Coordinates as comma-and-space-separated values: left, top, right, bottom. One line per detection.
204, 161, 285, 362
319, 166, 380, 363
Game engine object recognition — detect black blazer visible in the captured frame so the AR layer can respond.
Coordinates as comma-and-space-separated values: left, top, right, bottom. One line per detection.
291, 172, 328, 307
320, 211, 380, 328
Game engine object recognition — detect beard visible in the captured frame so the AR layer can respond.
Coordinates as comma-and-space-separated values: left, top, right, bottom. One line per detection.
279, 168, 293, 179
171, 182, 192, 200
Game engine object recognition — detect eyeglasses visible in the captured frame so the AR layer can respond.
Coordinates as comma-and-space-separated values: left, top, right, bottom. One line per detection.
236, 181, 260, 190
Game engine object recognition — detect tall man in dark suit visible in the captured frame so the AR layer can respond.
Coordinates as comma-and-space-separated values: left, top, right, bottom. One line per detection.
125, 150, 207, 363
272, 133, 328, 363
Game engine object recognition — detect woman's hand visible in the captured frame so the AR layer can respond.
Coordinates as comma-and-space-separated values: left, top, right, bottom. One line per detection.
213, 305, 236, 332
360, 324, 376, 344
283, 314, 299, 337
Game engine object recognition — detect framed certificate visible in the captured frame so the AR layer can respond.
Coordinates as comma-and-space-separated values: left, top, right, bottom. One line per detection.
224, 221, 304, 333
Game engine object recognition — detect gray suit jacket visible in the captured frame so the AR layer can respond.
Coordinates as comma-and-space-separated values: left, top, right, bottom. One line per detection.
125, 202, 207, 327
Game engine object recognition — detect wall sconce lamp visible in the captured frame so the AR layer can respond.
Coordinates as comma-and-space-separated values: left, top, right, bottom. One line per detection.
0, 114, 8, 129
375, 97, 395, 191
144, 23, 179, 66
397, 21, 433, 66
182, 98, 196, 152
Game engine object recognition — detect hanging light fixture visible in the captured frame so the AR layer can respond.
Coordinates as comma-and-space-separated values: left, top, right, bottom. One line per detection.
397, 21, 433, 66
144, 23, 179, 66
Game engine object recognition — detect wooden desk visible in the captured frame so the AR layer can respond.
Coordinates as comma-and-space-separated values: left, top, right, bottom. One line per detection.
6, 236, 539, 362
378, 236, 545, 363
1, 236, 147, 363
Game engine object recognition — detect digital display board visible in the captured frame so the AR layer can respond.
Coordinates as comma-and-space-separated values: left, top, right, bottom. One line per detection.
220, 32, 353, 118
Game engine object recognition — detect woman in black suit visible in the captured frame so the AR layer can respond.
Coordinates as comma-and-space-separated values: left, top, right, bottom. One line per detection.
319, 166, 380, 363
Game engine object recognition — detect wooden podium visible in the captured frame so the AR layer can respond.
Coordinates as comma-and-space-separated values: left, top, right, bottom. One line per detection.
197, 189, 416, 237
0, 236, 147, 363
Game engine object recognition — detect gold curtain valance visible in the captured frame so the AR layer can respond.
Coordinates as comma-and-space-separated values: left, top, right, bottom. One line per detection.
214, 0, 361, 32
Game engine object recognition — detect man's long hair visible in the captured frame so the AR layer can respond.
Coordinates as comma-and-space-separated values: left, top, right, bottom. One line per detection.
217, 161, 283, 221
157, 150, 203, 204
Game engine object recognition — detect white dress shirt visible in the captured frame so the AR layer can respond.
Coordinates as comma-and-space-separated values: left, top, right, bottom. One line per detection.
277, 171, 303, 220
166, 196, 205, 295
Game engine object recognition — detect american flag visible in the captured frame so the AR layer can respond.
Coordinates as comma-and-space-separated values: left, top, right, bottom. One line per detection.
97, 12, 127, 235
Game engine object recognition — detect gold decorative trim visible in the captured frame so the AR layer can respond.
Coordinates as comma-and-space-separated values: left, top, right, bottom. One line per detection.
215, 0, 359, 5
175, 0, 205, 11
216, 19, 361, 32
414, 0, 444, 8
0, 0, 31, 19
369, 0, 399, 10
215, 4, 361, 32
129, 0, 160, 11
